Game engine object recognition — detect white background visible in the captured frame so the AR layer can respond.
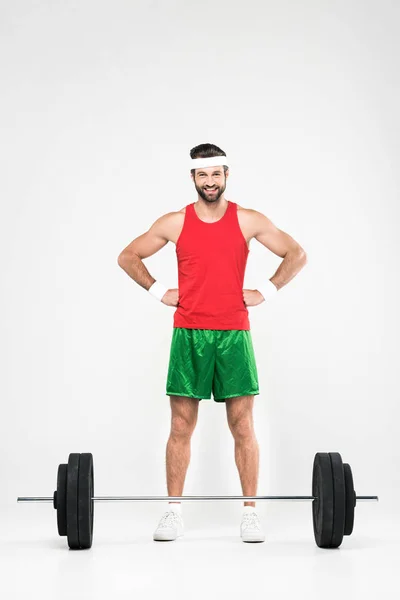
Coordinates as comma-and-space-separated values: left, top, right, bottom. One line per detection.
0, 1, 399, 596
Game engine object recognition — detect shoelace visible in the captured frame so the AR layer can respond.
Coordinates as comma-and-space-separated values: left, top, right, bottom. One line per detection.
157, 511, 182, 529
241, 512, 261, 531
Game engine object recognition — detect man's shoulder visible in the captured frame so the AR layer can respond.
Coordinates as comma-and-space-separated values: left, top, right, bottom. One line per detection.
236, 204, 264, 224
236, 203, 259, 216
152, 209, 186, 244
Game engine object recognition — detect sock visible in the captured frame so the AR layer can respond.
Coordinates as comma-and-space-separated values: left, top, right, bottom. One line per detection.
168, 502, 182, 514
243, 505, 257, 514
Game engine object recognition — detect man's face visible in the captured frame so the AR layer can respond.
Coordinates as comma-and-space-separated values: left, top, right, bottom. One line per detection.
192, 166, 228, 202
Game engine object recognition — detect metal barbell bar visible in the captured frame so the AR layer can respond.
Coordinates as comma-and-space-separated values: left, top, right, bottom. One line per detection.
17, 495, 378, 503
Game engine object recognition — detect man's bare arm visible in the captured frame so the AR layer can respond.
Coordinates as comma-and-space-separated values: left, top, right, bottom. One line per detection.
252, 210, 307, 291
117, 213, 173, 291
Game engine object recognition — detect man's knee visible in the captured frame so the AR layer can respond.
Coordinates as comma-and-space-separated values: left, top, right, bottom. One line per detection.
171, 415, 197, 438
170, 396, 199, 438
226, 395, 255, 439
229, 417, 254, 440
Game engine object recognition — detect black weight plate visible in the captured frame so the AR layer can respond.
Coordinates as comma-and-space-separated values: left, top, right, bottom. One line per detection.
78, 453, 94, 549
343, 463, 355, 536
329, 452, 346, 548
312, 452, 334, 548
66, 453, 80, 550
56, 464, 68, 536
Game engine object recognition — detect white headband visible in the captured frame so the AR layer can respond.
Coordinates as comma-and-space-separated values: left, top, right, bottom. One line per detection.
190, 156, 229, 170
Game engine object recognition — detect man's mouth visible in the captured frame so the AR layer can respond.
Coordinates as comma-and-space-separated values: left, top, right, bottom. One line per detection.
205, 188, 217, 193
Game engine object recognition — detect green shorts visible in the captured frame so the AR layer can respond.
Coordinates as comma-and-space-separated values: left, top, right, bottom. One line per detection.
166, 328, 260, 403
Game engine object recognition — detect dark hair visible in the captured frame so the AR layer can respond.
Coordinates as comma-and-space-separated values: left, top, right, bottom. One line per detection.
190, 143, 229, 177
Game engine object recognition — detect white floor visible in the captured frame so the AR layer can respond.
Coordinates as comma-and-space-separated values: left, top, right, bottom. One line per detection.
2, 501, 399, 599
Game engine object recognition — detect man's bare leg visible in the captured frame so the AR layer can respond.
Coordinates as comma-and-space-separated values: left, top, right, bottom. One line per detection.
225, 395, 259, 508
166, 395, 200, 504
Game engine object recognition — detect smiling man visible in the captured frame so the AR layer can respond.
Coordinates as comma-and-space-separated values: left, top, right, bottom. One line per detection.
117, 143, 307, 543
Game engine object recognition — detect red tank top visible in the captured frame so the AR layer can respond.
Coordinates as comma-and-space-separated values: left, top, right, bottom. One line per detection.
173, 200, 250, 330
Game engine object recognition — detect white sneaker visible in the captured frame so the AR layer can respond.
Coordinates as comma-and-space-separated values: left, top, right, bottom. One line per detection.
240, 511, 265, 543
153, 511, 184, 541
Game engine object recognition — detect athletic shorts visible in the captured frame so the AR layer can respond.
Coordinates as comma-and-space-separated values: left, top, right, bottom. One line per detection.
166, 328, 260, 403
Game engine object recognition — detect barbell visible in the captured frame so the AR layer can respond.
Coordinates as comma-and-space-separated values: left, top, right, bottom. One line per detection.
17, 451, 378, 550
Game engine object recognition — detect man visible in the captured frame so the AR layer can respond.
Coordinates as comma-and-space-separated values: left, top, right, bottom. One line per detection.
117, 143, 307, 543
